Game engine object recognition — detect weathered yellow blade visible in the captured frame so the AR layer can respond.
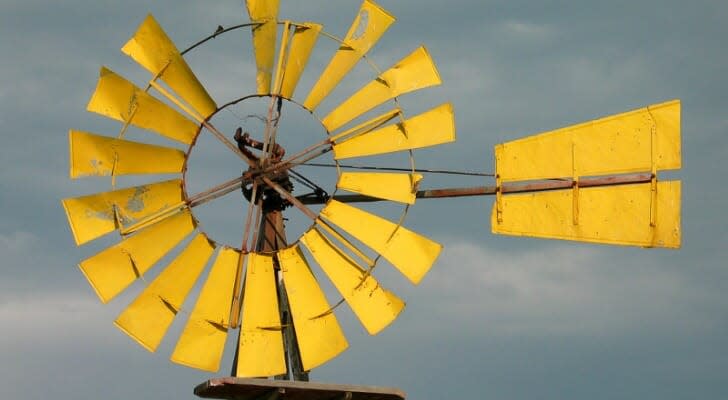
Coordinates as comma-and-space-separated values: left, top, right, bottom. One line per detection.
333, 103, 455, 159
62, 179, 184, 246
235, 253, 286, 377
496, 100, 681, 182
492, 181, 681, 248
279, 23, 322, 99
114, 234, 215, 352
303, 0, 395, 111
320, 200, 442, 284
79, 209, 195, 303
300, 227, 404, 335
337, 172, 422, 204
171, 247, 239, 372
122, 14, 217, 118
86, 67, 199, 144
322, 47, 441, 132
329, 108, 401, 144
68, 130, 185, 179
278, 245, 348, 371
246, 0, 280, 94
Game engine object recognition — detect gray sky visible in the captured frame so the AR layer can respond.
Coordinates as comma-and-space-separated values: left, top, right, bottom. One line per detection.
1, 1, 727, 399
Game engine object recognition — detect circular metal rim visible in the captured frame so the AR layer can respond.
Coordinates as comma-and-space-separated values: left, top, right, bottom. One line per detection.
170, 19, 416, 264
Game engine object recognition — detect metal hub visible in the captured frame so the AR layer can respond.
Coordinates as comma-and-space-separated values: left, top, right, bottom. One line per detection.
234, 128, 294, 211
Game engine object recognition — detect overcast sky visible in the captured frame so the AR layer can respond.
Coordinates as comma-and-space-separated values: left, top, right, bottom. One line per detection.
1, 1, 727, 399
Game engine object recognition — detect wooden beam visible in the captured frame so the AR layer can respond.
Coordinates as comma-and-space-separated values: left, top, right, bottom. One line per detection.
194, 378, 406, 400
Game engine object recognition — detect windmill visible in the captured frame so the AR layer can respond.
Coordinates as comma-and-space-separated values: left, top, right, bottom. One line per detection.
62, 1, 681, 399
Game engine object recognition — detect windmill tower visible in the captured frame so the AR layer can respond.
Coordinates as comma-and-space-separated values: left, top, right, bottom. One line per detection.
62, 1, 681, 399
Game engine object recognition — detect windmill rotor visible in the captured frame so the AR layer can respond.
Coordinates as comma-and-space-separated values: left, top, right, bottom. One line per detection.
63, 0, 682, 389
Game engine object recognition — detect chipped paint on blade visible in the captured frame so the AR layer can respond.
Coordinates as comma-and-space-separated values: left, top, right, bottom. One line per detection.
86, 67, 199, 144
337, 172, 422, 204
492, 181, 682, 248
279, 245, 348, 371
61, 179, 183, 246
78, 210, 195, 303
333, 103, 455, 159
279, 23, 322, 98
235, 253, 286, 378
320, 200, 442, 285
246, 0, 280, 94
171, 247, 239, 372
114, 234, 215, 352
303, 0, 395, 111
322, 47, 442, 132
496, 100, 681, 182
68, 130, 185, 179
300, 227, 404, 335
122, 14, 217, 118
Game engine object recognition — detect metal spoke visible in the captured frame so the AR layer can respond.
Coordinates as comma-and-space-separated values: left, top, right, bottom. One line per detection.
187, 176, 246, 208
261, 96, 283, 164
229, 182, 260, 329
260, 176, 375, 271
261, 176, 318, 221
201, 120, 257, 168
148, 76, 259, 169
119, 176, 245, 235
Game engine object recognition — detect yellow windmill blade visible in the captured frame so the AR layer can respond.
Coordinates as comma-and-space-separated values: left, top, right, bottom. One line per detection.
332, 103, 455, 159
114, 233, 215, 352
329, 108, 401, 143
278, 245, 348, 371
235, 253, 287, 378
322, 46, 442, 132
62, 179, 183, 245
122, 14, 217, 118
68, 130, 185, 179
86, 67, 199, 144
278, 23, 322, 99
171, 247, 239, 372
79, 209, 196, 304
301, 227, 404, 335
337, 172, 422, 204
246, 0, 280, 94
493, 100, 682, 248
492, 181, 681, 248
320, 200, 442, 285
495, 100, 681, 182
303, 0, 395, 111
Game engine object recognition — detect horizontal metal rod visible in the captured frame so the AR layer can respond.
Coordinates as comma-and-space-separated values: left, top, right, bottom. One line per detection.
299, 173, 654, 204
301, 162, 494, 177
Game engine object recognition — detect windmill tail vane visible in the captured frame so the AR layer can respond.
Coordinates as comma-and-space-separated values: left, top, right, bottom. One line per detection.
61, 0, 681, 385
491, 99, 681, 249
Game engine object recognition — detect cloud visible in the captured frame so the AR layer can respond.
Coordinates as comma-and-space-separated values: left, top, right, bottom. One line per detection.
0, 231, 37, 253
0, 292, 106, 347
414, 239, 723, 337
499, 20, 555, 39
